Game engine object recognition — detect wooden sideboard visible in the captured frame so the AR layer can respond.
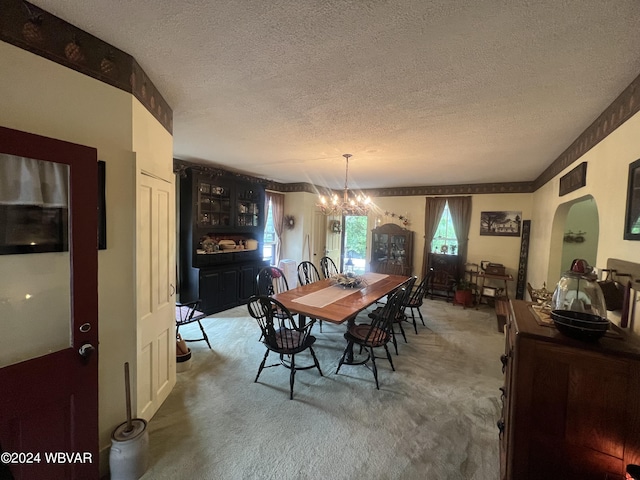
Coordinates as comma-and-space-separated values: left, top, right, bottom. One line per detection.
500, 300, 640, 480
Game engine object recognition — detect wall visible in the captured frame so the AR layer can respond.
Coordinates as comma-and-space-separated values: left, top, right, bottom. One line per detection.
467, 194, 533, 298
529, 111, 640, 332
285, 190, 533, 299
560, 197, 599, 272
0, 40, 170, 472
281, 191, 315, 264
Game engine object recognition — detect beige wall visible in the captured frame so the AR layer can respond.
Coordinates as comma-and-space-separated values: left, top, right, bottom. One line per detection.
530, 111, 640, 333
281, 191, 316, 264
560, 197, 599, 273
0, 40, 172, 472
282, 191, 533, 299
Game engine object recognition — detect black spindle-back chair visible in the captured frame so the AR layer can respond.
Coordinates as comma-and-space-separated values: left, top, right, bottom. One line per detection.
335, 287, 405, 390
247, 295, 323, 399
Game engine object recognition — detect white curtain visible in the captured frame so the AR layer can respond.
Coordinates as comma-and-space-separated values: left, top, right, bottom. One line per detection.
267, 191, 285, 264
0, 154, 69, 207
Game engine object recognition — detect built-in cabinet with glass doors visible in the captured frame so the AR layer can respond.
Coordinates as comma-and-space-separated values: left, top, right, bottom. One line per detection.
179, 168, 267, 314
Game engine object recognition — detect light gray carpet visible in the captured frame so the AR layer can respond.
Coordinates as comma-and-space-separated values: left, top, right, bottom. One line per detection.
141, 300, 504, 480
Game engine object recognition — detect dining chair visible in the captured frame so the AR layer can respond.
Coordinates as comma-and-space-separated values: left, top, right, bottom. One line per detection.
255, 266, 292, 338
368, 276, 416, 355
256, 266, 289, 296
427, 267, 456, 301
296, 261, 323, 332
175, 299, 211, 349
335, 287, 405, 390
390, 276, 416, 352
297, 261, 322, 285
247, 295, 323, 400
402, 275, 429, 334
375, 259, 405, 275
319, 256, 339, 279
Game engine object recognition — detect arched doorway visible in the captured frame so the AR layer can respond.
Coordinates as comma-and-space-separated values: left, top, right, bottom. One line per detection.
547, 195, 599, 285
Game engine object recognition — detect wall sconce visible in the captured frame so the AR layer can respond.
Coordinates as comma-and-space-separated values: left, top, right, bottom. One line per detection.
330, 220, 341, 234
627, 464, 640, 480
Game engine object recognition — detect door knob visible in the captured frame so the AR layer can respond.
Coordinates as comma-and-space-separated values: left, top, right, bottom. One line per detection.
78, 343, 95, 358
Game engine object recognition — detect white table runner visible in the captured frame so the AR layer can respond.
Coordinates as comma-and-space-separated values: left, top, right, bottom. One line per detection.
292, 273, 388, 309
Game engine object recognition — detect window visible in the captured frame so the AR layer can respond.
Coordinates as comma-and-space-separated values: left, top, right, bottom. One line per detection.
263, 199, 276, 264
431, 201, 458, 255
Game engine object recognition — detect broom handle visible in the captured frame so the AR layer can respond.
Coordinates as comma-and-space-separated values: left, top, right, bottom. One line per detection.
124, 362, 133, 432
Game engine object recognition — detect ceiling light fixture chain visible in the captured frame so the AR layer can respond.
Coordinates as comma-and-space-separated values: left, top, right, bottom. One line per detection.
317, 153, 371, 216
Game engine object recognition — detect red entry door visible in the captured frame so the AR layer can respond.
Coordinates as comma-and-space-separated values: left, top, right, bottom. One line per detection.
0, 126, 99, 479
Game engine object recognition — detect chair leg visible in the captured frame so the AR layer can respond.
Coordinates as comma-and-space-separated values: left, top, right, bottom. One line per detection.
391, 327, 398, 355
289, 354, 296, 400
417, 307, 425, 326
255, 349, 270, 382
308, 346, 323, 377
335, 341, 352, 374
369, 346, 380, 390
384, 344, 395, 371
197, 320, 212, 349
409, 310, 418, 335
397, 320, 408, 343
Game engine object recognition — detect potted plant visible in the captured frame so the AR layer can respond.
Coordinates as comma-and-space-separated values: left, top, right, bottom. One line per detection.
453, 279, 475, 308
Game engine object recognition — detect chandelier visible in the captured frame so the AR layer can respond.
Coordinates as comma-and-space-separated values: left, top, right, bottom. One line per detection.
317, 154, 371, 216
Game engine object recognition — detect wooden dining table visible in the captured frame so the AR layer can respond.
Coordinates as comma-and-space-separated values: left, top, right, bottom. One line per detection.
273, 272, 410, 363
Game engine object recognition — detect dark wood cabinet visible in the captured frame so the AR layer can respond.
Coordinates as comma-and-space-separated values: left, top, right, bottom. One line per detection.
426, 253, 459, 301
179, 168, 267, 314
196, 178, 232, 228
370, 223, 413, 276
500, 300, 640, 480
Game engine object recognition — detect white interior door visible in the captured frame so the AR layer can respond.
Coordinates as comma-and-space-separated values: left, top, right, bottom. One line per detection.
137, 170, 176, 420
325, 214, 342, 271
312, 212, 328, 272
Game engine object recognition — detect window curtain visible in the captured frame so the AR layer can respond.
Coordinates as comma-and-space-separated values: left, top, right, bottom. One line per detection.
266, 191, 285, 265
0, 154, 68, 207
421, 197, 447, 279
420, 196, 472, 279
447, 196, 472, 275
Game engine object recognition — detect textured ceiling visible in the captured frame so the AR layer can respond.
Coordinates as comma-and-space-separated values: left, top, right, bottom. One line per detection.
31, 0, 640, 189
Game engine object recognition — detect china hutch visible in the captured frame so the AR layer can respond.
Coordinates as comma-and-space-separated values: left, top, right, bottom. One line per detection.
178, 166, 267, 314
370, 223, 413, 276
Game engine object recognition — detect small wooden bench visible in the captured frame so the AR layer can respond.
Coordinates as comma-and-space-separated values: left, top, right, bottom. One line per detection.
495, 297, 509, 333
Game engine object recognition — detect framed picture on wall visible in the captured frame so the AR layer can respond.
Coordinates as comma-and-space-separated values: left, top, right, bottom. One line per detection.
479, 211, 522, 237
624, 158, 640, 240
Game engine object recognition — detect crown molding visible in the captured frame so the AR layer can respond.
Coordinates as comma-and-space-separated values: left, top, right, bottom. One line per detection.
174, 159, 534, 196
533, 71, 640, 190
